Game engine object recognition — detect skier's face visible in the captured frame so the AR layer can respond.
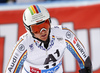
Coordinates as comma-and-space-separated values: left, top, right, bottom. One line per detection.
30, 19, 50, 41
34, 28, 49, 41
30, 19, 50, 34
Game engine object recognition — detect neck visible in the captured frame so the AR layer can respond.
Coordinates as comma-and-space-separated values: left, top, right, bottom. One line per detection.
33, 35, 50, 49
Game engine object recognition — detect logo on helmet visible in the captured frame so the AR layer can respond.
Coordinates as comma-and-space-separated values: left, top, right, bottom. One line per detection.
36, 19, 43, 22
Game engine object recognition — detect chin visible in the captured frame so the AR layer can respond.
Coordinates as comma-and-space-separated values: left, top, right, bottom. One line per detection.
41, 36, 48, 41
42, 38, 47, 41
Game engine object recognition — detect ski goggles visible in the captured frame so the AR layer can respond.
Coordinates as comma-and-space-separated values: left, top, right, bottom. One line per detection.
30, 19, 50, 34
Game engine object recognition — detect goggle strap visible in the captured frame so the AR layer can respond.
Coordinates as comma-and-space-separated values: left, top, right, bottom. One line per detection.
36, 20, 45, 25
23, 21, 30, 30
49, 18, 51, 23
23, 21, 33, 34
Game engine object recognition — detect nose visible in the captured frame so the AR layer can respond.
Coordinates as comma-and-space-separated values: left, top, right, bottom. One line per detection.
40, 28, 46, 33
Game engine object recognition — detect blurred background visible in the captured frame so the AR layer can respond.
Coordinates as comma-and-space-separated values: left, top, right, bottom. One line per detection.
0, 0, 100, 73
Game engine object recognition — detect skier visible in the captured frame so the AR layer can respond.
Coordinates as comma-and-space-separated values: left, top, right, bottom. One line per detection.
5, 5, 92, 73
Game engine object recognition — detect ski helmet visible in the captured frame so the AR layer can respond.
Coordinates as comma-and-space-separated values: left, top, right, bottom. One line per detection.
23, 5, 51, 35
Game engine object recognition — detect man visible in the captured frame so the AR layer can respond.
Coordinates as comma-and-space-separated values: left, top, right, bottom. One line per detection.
5, 5, 92, 73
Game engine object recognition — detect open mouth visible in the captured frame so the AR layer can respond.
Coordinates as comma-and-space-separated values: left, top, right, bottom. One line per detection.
41, 34, 47, 37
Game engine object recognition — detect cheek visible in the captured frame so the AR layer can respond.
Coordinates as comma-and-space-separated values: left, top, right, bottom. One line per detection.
47, 29, 49, 34
34, 34, 40, 38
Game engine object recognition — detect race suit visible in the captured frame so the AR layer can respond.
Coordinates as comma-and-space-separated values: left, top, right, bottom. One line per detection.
5, 25, 92, 73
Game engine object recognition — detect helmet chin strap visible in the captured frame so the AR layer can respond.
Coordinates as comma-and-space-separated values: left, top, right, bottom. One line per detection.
40, 28, 46, 33
32, 31, 50, 49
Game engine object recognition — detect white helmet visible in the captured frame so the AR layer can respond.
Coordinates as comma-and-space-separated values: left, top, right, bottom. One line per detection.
23, 5, 51, 35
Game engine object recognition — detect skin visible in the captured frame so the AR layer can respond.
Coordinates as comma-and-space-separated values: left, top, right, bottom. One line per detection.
34, 28, 49, 41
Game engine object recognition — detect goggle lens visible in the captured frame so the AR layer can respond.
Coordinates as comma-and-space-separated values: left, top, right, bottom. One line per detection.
30, 19, 50, 34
